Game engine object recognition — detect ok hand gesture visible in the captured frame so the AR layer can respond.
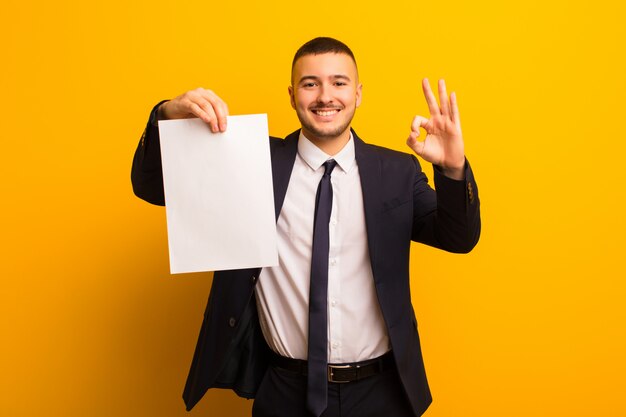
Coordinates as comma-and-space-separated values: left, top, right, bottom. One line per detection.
406, 79, 465, 180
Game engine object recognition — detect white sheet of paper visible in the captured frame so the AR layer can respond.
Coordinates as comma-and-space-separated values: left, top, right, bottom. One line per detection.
158, 114, 278, 274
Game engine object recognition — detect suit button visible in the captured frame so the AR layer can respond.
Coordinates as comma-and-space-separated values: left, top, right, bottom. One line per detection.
250, 275, 257, 284
228, 317, 236, 328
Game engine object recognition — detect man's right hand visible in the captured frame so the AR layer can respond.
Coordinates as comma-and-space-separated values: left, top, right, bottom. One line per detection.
159, 88, 229, 133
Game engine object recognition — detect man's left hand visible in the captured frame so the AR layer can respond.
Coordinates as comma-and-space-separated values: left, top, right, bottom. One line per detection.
406, 78, 465, 180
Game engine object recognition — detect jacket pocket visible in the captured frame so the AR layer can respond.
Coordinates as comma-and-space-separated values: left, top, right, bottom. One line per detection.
382, 197, 410, 213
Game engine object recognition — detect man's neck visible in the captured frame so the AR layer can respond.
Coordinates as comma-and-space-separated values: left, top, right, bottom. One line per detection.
302, 130, 352, 156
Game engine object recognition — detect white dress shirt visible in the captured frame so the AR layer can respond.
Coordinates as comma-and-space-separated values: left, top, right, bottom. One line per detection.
255, 132, 390, 363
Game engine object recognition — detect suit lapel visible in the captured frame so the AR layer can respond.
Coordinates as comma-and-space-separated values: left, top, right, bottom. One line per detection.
271, 130, 299, 220
353, 130, 383, 273
271, 129, 383, 270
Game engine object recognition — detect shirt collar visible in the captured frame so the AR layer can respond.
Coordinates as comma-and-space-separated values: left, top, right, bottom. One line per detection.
297, 131, 356, 174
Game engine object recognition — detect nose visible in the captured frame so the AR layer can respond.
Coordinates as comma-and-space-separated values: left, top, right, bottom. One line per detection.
317, 84, 332, 105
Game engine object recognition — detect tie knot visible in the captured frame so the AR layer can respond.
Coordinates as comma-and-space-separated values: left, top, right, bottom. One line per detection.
323, 159, 337, 176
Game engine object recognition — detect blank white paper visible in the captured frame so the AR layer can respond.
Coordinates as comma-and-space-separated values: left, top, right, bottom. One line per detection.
158, 114, 278, 274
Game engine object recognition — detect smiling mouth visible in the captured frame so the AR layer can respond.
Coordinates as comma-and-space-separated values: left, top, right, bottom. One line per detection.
312, 109, 341, 116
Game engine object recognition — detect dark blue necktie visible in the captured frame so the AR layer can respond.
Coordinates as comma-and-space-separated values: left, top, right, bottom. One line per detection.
307, 159, 337, 417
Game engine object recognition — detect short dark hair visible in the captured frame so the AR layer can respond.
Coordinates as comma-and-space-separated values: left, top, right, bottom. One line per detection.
291, 37, 357, 72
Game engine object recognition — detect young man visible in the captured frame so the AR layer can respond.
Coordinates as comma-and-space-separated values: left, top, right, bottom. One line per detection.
132, 37, 480, 417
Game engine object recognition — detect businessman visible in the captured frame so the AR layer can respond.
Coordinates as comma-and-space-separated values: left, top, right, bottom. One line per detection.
132, 37, 481, 417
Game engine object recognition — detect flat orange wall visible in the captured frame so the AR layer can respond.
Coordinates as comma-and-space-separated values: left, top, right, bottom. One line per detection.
2, 0, 625, 416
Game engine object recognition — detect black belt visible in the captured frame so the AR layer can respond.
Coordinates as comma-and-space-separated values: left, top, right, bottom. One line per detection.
270, 351, 395, 383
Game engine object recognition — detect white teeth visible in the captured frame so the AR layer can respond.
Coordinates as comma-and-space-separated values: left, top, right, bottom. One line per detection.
314, 110, 339, 116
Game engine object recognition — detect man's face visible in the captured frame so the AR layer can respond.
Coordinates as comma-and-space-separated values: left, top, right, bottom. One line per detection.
289, 53, 362, 144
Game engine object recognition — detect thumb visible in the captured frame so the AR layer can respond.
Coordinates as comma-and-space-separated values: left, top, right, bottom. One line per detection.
406, 131, 425, 157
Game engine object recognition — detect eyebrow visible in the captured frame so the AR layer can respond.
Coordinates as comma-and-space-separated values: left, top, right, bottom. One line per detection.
298, 74, 352, 84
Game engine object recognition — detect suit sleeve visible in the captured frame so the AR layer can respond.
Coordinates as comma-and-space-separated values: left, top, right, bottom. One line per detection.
411, 156, 481, 253
130, 100, 169, 206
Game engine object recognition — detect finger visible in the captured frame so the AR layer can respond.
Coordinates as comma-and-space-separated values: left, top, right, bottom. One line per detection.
194, 89, 229, 132
411, 115, 430, 134
450, 91, 461, 129
189, 101, 210, 121
406, 131, 425, 156
190, 101, 219, 132
438, 79, 450, 117
212, 99, 229, 132
422, 78, 440, 116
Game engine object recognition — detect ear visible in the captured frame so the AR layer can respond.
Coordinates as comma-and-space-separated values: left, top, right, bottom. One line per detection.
355, 83, 363, 108
288, 85, 296, 110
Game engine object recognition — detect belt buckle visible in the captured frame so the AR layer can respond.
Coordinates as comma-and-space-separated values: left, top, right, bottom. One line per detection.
327, 364, 356, 383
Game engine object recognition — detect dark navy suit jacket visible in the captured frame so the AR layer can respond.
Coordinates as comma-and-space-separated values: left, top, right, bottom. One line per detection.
131, 104, 481, 417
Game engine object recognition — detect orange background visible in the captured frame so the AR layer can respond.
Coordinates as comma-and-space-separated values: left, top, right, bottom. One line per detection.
2, 0, 625, 416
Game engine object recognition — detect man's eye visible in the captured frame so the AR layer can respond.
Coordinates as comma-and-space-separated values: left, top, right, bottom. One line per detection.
335, 82, 347, 86
303, 82, 317, 88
